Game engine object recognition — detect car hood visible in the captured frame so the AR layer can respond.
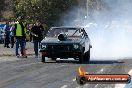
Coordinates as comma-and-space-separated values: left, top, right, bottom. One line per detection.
41, 37, 82, 44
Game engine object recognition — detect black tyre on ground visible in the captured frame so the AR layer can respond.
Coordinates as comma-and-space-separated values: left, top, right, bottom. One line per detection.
42, 55, 45, 63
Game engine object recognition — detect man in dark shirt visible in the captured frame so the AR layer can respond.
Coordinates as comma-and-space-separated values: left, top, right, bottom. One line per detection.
31, 21, 44, 58
4, 22, 10, 48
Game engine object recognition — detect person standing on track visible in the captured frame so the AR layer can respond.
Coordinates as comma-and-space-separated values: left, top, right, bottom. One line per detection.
3, 22, 10, 48
14, 19, 27, 58
10, 24, 15, 48
31, 21, 44, 59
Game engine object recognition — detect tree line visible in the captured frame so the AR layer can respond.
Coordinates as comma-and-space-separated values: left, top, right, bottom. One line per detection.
0, 0, 109, 26
0, 0, 78, 26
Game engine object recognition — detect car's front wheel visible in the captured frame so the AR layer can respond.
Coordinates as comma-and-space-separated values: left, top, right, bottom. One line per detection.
79, 53, 83, 63
42, 55, 45, 63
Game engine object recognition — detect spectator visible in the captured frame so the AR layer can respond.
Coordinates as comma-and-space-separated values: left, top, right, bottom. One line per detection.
28, 24, 33, 42
31, 21, 44, 58
3, 22, 10, 48
14, 19, 27, 58
10, 24, 15, 48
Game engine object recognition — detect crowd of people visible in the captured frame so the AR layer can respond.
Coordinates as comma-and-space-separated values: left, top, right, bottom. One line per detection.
2, 19, 46, 59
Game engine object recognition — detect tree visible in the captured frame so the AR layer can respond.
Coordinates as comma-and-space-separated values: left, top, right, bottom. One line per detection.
13, 0, 78, 26
0, 0, 14, 20
0, 0, 5, 18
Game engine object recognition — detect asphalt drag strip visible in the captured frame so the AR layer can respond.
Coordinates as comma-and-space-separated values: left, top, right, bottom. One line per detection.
0, 56, 131, 88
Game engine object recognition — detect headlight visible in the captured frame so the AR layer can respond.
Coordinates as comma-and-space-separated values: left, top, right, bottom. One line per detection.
73, 44, 79, 49
41, 44, 47, 49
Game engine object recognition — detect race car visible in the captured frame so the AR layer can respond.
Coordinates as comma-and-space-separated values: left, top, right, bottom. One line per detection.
39, 27, 92, 63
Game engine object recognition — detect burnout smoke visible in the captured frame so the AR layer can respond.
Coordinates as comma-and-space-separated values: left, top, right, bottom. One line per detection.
61, 0, 132, 60
85, 21, 132, 59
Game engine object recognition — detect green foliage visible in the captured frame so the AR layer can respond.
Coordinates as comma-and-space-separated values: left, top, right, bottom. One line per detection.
0, 0, 4, 10
0, 0, 108, 26
13, 0, 78, 26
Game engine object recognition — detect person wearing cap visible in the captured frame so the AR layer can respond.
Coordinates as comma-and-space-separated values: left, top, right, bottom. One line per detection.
14, 19, 26, 58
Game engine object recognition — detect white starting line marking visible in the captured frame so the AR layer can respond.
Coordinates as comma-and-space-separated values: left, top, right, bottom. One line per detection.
61, 85, 68, 88
115, 69, 132, 88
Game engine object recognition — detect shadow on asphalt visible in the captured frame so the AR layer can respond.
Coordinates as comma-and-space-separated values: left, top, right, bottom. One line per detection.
44, 60, 124, 64
87, 60, 124, 64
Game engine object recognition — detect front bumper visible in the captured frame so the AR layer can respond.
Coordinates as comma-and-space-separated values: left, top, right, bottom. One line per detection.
39, 43, 83, 58
40, 50, 82, 58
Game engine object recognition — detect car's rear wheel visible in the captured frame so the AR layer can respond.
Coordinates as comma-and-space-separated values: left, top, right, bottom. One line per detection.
83, 49, 90, 62
42, 55, 45, 63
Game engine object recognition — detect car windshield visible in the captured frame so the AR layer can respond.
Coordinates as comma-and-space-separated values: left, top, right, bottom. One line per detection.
47, 28, 82, 37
